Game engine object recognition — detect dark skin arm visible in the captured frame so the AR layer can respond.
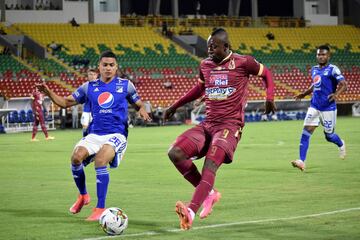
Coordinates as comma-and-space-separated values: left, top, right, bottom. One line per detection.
294, 85, 314, 101
264, 100, 277, 114
163, 105, 177, 121
328, 80, 347, 102
164, 82, 204, 121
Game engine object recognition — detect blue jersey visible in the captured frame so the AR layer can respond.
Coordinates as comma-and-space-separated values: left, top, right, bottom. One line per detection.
83, 98, 91, 112
72, 77, 140, 137
310, 64, 345, 111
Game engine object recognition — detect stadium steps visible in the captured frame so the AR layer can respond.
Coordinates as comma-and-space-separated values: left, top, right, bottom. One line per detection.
52, 77, 76, 93
0, 23, 21, 35
47, 53, 82, 78
13, 55, 39, 74
248, 84, 265, 99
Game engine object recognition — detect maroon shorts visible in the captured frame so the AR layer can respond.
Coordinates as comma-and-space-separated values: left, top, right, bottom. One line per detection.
172, 122, 242, 165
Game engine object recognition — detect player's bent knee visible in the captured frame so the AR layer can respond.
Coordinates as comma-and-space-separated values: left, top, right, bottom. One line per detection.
204, 146, 227, 173
71, 152, 85, 165
71, 146, 89, 165
168, 146, 186, 163
324, 132, 334, 142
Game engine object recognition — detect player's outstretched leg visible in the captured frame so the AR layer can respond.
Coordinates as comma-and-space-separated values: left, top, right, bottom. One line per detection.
175, 201, 194, 230
70, 163, 90, 214
292, 128, 313, 171
200, 189, 221, 219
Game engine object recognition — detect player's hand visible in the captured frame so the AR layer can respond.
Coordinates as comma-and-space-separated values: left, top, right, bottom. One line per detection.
328, 93, 338, 102
138, 108, 152, 122
294, 93, 305, 101
35, 83, 50, 95
164, 106, 176, 121
264, 100, 276, 114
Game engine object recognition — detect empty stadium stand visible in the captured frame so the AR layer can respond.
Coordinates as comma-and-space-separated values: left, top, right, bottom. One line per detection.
1, 24, 359, 106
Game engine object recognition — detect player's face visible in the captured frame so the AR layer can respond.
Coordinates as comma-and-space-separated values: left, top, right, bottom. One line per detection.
316, 49, 330, 66
207, 36, 227, 63
87, 71, 98, 81
98, 57, 117, 81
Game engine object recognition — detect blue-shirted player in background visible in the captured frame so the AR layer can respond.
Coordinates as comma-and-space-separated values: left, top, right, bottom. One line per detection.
292, 45, 347, 171
36, 50, 151, 221
81, 68, 98, 137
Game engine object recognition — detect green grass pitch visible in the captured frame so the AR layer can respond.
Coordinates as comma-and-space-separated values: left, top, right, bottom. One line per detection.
0, 118, 359, 240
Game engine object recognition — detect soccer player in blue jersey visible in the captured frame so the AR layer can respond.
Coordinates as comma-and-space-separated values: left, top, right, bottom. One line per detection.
36, 50, 151, 220
80, 68, 98, 137
292, 45, 347, 171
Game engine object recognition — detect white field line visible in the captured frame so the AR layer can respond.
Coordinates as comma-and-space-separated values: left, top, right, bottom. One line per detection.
81, 206, 360, 240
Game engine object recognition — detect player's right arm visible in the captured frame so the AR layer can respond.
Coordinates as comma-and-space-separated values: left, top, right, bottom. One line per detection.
294, 85, 314, 101
164, 68, 205, 120
36, 83, 78, 108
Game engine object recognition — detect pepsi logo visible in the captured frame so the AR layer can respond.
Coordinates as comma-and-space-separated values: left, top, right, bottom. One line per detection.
313, 75, 321, 87
97, 92, 114, 109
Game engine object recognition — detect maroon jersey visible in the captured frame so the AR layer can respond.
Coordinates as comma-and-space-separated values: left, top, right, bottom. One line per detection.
31, 90, 44, 113
200, 52, 262, 127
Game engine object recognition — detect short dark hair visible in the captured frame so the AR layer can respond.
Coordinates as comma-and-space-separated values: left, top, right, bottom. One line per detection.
211, 27, 226, 36
210, 27, 230, 48
317, 45, 330, 51
99, 50, 117, 61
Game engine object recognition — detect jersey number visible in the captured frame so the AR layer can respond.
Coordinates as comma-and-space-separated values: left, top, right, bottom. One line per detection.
222, 129, 229, 139
323, 120, 333, 129
109, 136, 121, 148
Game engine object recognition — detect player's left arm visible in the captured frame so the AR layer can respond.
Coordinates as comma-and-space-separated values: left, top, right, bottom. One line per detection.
328, 66, 347, 102
246, 56, 276, 114
127, 81, 152, 121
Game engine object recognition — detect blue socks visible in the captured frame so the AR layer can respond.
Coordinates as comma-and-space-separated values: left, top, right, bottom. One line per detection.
71, 164, 87, 195
95, 166, 109, 208
71, 163, 110, 208
299, 129, 312, 161
325, 132, 343, 147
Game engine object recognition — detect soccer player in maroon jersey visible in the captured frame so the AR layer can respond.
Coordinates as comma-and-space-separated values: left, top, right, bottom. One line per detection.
164, 28, 276, 230
30, 89, 54, 141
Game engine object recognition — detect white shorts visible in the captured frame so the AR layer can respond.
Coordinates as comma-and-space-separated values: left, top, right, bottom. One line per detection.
74, 133, 127, 163
303, 107, 337, 133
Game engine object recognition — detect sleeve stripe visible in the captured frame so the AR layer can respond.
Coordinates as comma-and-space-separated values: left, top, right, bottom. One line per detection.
257, 63, 264, 76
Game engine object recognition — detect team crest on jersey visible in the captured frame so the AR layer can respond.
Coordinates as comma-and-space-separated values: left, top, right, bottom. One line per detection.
313, 75, 321, 87
116, 86, 123, 93
97, 92, 114, 109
